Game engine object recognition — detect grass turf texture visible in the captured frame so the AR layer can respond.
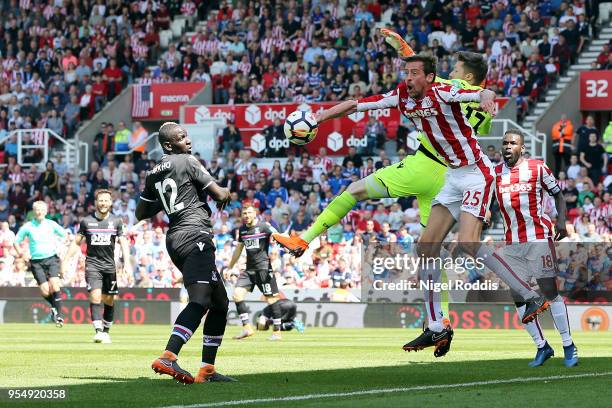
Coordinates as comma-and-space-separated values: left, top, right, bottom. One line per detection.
1, 324, 611, 408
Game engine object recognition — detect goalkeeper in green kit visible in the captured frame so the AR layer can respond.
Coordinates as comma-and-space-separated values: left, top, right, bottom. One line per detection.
273, 30, 493, 259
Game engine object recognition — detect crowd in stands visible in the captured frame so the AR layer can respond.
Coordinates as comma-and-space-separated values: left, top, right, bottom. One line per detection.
0, 1, 609, 293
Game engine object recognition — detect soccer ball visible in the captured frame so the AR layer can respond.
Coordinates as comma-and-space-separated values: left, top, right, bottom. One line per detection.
284, 111, 318, 145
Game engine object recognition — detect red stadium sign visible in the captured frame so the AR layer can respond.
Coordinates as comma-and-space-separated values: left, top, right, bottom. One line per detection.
133, 82, 206, 120
183, 101, 400, 155
580, 71, 612, 111
183, 98, 509, 156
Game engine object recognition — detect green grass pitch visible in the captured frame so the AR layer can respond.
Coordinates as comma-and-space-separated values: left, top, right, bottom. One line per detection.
1, 324, 611, 407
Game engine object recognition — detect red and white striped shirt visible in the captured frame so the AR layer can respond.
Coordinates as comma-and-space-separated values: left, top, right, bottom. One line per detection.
25, 78, 45, 93
193, 36, 207, 55
43, 4, 54, 19
181, 1, 196, 16
357, 82, 485, 167
589, 204, 610, 224
278, 75, 289, 89
494, 159, 560, 243
2, 58, 16, 72
497, 52, 514, 71
360, 166, 375, 178
237, 61, 251, 75
292, 37, 308, 54
317, 155, 334, 173
260, 37, 275, 55
132, 44, 149, 60
272, 25, 283, 39
31, 129, 45, 145
248, 84, 264, 101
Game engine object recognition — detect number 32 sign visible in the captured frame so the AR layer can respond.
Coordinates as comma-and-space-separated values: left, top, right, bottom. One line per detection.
580, 71, 612, 111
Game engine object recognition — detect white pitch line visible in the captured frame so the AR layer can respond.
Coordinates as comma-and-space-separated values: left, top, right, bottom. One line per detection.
161, 371, 612, 408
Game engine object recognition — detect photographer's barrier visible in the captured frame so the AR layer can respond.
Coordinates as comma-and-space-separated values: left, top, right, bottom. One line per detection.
1, 300, 609, 331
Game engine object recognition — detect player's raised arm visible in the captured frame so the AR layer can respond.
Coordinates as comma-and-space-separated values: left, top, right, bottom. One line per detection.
315, 99, 359, 123
316, 88, 400, 124
434, 85, 497, 116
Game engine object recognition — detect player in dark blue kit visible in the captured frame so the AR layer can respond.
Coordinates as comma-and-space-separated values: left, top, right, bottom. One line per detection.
136, 122, 234, 384
62, 189, 131, 344
257, 298, 305, 333
228, 205, 284, 341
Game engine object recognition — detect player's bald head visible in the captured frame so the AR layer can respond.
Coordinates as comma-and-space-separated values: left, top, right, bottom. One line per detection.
158, 122, 181, 146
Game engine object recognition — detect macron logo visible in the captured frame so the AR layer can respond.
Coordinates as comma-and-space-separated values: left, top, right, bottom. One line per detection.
197, 242, 205, 251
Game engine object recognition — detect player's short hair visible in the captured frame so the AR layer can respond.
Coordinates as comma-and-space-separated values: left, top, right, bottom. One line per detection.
504, 128, 525, 144
456, 51, 488, 85
242, 204, 257, 213
32, 201, 47, 211
95, 189, 112, 200
158, 122, 181, 147
403, 54, 437, 77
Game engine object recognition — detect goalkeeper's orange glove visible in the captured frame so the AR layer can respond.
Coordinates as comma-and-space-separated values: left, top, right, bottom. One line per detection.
379, 28, 415, 58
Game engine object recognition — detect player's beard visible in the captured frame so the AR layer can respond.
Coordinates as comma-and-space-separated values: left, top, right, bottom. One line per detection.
504, 152, 520, 167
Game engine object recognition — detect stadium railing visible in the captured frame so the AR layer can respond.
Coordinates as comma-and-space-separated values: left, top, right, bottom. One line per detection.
0, 129, 85, 171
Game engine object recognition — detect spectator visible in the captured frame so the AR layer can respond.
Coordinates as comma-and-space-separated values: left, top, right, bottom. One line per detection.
567, 154, 581, 180
129, 122, 148, 161
37, 161, 60, 199
580, 133, 607, 184
114, 121, 131, 153
551, 114, 575, 175
46, 109, 64, 136
576, 115, 599, 154
221, 120, 243, 154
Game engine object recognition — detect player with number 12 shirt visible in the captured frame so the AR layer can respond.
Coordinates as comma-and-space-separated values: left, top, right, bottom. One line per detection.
137, 122, 235, 384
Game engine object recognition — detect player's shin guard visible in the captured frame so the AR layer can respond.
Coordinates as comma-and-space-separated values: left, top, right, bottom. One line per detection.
90, 302, 104, 332
103, 304, 114, 333
235, 301, 250, 326
301, 191, 357, 243
420, 263, 444, 332
475, 245, 539, 301
550, 295, 573, 346
516, 303, 546, 348
202, 309, 227, 365
166, 302, 206, 356
270, 301, 282, 332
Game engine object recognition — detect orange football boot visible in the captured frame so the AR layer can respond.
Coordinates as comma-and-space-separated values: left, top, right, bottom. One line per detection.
151, 351, 194, 384
195, 365, 237, 383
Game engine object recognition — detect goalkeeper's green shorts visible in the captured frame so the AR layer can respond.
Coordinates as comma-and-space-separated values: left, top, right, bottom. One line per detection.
370, 146, 447, 227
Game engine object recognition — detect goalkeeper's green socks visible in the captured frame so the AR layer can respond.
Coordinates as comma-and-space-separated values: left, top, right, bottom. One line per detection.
301, 191, 357, 243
